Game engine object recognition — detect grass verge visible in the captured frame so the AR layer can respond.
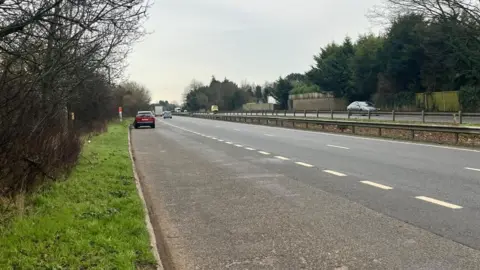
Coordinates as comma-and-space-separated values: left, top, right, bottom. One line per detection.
0, 121, 156, 269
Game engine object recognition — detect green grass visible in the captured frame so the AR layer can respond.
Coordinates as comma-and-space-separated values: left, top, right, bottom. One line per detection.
0, 121, 156, 269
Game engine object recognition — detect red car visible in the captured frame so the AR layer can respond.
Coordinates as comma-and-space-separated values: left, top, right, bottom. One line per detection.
134, 111, 155, 129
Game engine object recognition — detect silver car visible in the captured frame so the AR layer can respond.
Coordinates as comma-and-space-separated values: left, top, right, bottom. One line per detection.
163, 111, 172, 119
347, 101, 378, 112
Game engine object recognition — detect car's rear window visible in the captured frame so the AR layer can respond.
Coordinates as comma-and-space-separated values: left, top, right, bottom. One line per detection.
137, 112, 152, 116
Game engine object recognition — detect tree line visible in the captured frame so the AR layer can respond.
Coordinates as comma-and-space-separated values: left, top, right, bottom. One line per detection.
184, 0, 480, 112
0, 0, 152, 196
183, 77, 273, 112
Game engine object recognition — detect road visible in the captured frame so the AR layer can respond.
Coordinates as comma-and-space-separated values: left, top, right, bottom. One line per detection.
132, 116, 480, 269
221, 112, 480, 124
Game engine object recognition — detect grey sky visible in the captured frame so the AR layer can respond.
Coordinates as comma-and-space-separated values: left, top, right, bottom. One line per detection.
126, 0, 384, 103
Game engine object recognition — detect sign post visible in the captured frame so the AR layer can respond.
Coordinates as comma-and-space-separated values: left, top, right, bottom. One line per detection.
118, 107, 123, 122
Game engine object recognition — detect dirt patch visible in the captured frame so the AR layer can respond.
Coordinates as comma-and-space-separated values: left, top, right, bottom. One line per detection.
381, 129, 411, 140
459, 134, 480, 147
414, 131, 456, 144
354, 127, 380, 136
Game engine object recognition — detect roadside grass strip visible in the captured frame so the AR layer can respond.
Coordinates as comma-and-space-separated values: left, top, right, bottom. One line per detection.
0, 121, 156, 269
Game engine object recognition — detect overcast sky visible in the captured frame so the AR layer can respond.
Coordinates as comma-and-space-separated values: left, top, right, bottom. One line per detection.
126, 0, 384, 104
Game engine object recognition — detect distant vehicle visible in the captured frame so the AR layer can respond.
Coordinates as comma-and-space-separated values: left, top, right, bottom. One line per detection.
154, 105, 163, 116
174, 107, 181, 113
183, 109, 188, 113
163, 111, 172, 119
347, 101, 378, 112
134, 111, 155, 129
211, 105, 219, 114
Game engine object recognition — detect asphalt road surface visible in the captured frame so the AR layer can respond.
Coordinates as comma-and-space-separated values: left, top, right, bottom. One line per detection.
132, 116, 480, 269
221, 112, 480, 124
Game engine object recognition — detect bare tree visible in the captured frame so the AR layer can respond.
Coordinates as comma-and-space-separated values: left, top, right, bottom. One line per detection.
0, 0, 152, 196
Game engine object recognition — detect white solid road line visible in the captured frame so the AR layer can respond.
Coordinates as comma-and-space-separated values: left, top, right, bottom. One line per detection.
327, 144, 349, 150
415, 196, 463, 209
274, 156, 290, 161
295, 162, 314, 168
360, 181, 393, 190
245, 147, 256, 151
465, 167, 480, 172
235, 144, 243, 147
163, 117, 480, 153
323, 170, 347, 176
258, 151, 270, 155
196, 118, 480, 153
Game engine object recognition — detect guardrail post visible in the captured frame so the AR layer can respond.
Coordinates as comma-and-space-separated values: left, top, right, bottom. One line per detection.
422, 110, 425, 123
348, 110, 351, 119
272, 110, 274, 116
316, 109, 319, 117
368, 110, 371, 120
330, 110, 334, 119
392, 110, 396, 121
459, 111, 463, 124
304, 110, 307, 117
293, 110, 296, 117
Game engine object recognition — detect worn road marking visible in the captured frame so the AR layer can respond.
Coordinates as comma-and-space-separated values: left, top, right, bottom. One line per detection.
264, 133, 274, 137
465, 167, 480, 172
234, 128, 240, 131
415, 196, 463, 209
295, 162, 314, 168
245, 147, 256, 151
258, 151, 270, 155
360, 181, 393, 190
327, 144, 349, 150
323, 170, 347, 176
225, 141, 233, 144
235, 144, 243, 147
274, 156, 290, 161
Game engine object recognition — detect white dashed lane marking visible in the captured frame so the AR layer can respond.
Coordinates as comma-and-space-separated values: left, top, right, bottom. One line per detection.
235, 144, 243, 147
295, 162, 314, 168
360, 181, 393, 190
323, 170, 347, 177
327, 144, 349, 150
465, 167, 480, 172
245, 147, 256, 151
274, 156, 290, 161
217, 139, 224, 142
225, 142, 233, 144
415, 196, 463, 209
258, 151, 270, 155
